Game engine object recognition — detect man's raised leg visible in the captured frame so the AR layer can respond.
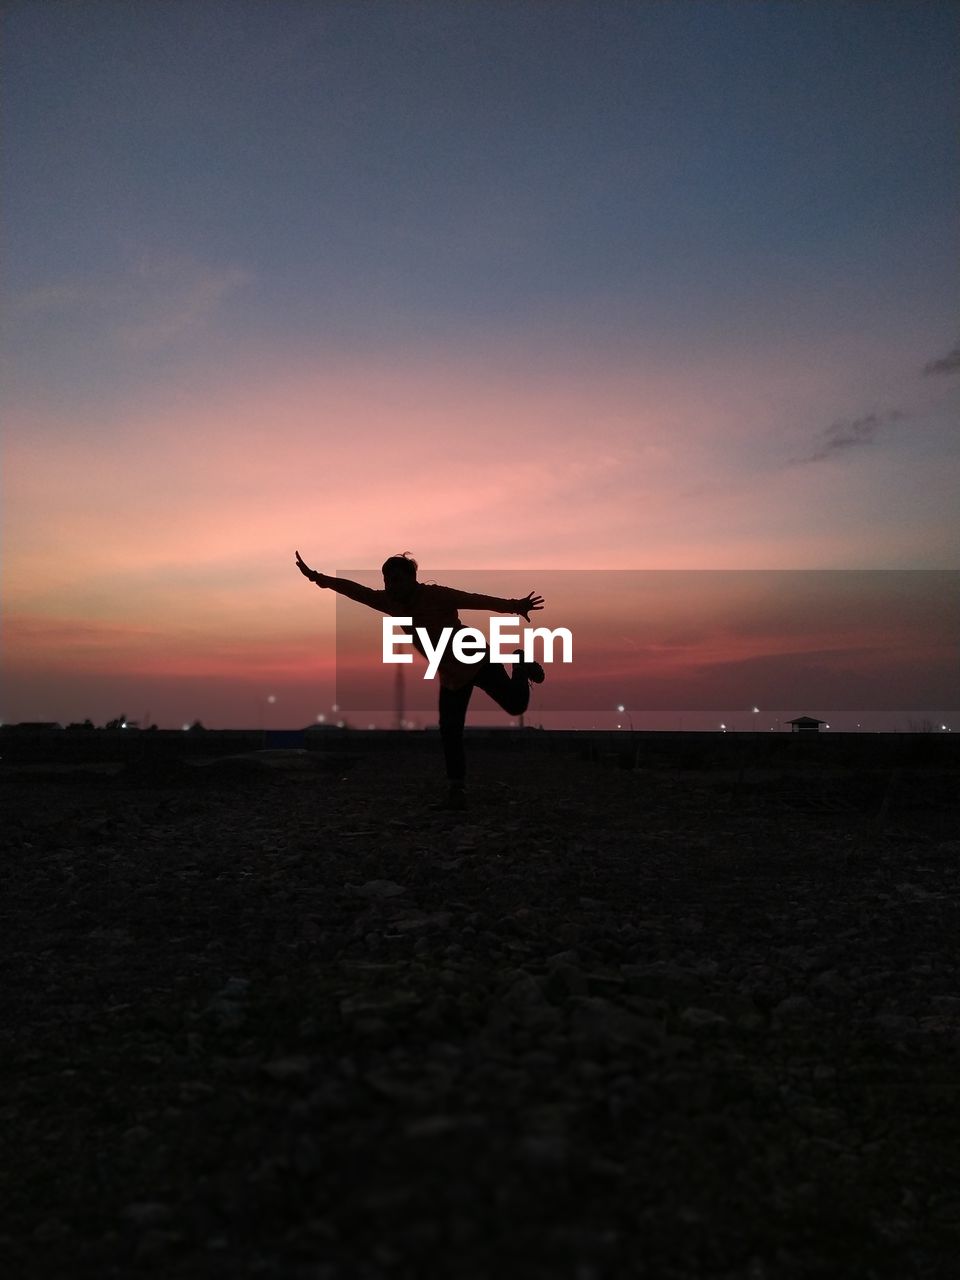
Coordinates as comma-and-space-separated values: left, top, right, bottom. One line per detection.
473, 651, 544, 718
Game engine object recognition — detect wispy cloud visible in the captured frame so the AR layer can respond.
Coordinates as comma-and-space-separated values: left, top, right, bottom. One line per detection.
8, 282, 85, 315
9, 253, 251, 349
791, 409, 904, 465
922, 344, 960, 376
114, 255, 251, 348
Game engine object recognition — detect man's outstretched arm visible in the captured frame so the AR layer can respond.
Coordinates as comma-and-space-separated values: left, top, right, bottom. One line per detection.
443, 587, 545, 621
295, 551, 384, 610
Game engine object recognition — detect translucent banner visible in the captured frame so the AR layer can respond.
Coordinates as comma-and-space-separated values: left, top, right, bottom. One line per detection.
333, 569, 958, 724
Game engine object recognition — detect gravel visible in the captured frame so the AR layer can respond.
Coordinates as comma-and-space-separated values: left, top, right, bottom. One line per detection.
2, 745, 959, 1278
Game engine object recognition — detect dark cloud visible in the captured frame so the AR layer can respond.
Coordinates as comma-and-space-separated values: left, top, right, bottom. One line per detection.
922, 345, 960, 376
792, 410, 904, 465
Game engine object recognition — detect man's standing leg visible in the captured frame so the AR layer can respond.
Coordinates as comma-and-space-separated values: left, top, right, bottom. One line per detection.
436, 681, 473, 808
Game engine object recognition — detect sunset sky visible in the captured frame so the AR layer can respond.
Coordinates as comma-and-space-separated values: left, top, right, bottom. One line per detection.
3, 1, 958, 730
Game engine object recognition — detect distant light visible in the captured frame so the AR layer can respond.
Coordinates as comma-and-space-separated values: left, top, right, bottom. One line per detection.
267, 695, 276, 704
617, 723, 622, 729
336, 720, 344, 728
720, 723, 726, 731
316, 714, 325, 723
825, 724, 830, 730
182, 723, 190, 731
752, 706, 760, 714
942, 724, 949, 731
616, 704, 625, 713
121, 722, 127, 729
332, 703, 339, 713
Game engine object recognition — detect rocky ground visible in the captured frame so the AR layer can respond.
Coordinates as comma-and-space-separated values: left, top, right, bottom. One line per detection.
3, 744, 959, 1279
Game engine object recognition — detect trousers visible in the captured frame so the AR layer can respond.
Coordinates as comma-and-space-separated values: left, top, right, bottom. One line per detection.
438, 654, 530, 781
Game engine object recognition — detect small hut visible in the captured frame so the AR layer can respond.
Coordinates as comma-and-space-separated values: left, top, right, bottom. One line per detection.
788, 716, 825, 735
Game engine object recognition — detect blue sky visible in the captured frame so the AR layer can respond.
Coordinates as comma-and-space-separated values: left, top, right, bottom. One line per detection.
6, 1, 958, 380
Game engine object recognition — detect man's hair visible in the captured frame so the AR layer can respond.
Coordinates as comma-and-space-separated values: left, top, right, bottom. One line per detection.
381, 552, 418, 581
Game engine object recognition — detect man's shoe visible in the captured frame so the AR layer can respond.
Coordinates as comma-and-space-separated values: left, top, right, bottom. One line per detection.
513, 650, 545, 683
430, 782, 467, 811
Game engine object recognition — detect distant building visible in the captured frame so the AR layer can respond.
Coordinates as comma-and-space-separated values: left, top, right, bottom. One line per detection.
788, 716, 825, 734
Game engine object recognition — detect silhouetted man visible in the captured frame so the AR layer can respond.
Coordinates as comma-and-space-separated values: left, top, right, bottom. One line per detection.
295, 551, 544, 808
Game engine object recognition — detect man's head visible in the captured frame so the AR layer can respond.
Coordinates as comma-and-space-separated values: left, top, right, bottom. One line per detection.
381, 552, 418, 597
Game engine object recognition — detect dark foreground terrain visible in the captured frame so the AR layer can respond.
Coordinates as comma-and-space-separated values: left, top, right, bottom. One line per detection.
3, 743, 959, 1279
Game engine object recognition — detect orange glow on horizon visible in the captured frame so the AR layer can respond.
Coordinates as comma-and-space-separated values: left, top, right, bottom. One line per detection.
5, 350, 957, 726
